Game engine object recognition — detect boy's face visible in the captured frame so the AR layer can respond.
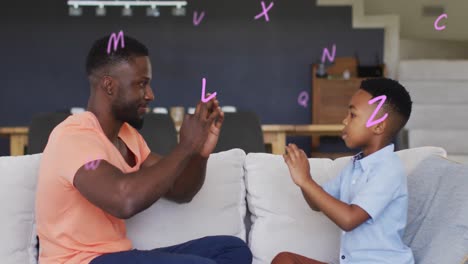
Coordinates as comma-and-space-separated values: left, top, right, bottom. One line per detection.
341, 89, 386, 149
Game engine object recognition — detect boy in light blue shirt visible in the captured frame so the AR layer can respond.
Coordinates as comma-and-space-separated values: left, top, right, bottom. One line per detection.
273, 78, 415, 264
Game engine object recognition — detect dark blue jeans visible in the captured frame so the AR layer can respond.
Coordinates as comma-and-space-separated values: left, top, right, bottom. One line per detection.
90, 235, 252, 264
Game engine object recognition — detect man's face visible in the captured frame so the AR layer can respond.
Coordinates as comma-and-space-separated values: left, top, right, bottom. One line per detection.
341, 89, 383, 149
111, 56, 154, 130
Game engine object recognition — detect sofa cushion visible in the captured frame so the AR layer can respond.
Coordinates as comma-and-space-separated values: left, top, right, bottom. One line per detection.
126, 148, 247, 248
245, 154, 339, 264
245, 146, 447, 264
0, 154, 41, 264
403, 156, 468, 264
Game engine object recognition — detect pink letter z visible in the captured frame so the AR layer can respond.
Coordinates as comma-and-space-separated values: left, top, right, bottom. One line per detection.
366, 95, 388, 128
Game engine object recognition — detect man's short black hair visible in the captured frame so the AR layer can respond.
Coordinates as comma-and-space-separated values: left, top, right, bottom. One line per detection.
86, 34, 149, 76
360, 78, 412, 135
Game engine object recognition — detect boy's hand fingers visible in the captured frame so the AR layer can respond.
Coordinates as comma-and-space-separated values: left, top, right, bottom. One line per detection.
290, 144, 308, 160
287, 144, 299, 160
285, 147, 293, 162
291, 144, 300, 152
285, 146, 292, 159
283, 153, 291, 165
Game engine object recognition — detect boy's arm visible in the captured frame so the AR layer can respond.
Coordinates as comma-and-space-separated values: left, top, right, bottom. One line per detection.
284, 144, 370, 231
300, 178, 370, 231
301, 189, 320, 211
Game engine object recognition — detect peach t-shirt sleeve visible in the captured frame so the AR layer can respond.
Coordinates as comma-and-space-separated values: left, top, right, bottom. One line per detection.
50, 128, 109, 184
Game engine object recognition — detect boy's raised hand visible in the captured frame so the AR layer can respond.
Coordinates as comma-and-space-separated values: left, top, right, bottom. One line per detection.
283, 144, 312, 187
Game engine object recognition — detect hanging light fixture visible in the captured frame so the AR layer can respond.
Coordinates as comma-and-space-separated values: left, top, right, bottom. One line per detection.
67, 1, 188, 17
69, 3, 82, 16
122, 5, 132, 16
95, 4, 106, 16
146, 5, 160, 17
171, 5, 186, 16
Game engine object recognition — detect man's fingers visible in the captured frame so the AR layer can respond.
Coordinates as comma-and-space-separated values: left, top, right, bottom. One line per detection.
200, 96, 214, 119
195, 101, 202, 116
212, 98, 219, 108
211, 99, 221, 124
183, 113, 190, 122
207, 107, 220, 124
215, 109, 225, 129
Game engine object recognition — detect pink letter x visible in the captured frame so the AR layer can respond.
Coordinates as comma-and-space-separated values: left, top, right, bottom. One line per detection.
255, 1, 274, 22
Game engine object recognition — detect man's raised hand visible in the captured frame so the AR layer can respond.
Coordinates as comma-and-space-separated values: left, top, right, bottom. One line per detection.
199, 95, 224, 157
179, 95, 222, 157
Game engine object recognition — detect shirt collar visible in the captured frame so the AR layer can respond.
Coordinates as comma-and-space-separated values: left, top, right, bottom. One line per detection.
353, 144, 395, 171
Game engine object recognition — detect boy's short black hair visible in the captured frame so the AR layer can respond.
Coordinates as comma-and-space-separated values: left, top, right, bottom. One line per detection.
360, 78, 412, 136
85, 34, 149, 76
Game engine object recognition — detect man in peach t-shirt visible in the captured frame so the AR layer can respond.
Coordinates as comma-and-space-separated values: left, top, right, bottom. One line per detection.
35, 35, 252, 264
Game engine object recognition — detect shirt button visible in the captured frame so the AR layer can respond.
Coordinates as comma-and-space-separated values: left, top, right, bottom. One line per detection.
341, 255, 346, 260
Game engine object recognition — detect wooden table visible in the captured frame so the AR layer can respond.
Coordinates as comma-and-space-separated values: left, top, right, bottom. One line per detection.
261, 125, 296, 155
0, 127, 29, 156
263, 124, 344, 154
0, 124, 344, 156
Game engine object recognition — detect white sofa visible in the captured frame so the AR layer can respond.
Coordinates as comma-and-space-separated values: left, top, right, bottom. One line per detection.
1, 147, 467, 264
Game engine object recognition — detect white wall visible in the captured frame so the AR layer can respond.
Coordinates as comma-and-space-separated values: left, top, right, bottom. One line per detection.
400, 39, 468, 60
364, 0, 468, 41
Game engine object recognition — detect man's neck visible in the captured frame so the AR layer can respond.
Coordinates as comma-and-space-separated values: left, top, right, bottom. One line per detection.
87, 105, 123, 146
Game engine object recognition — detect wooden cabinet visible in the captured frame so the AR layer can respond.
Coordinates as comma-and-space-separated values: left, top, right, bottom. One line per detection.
312, 57, 367, 125
312, 78, 363, 124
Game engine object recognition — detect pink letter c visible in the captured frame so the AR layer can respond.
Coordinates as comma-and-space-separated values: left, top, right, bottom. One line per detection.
434, 14, 448, 31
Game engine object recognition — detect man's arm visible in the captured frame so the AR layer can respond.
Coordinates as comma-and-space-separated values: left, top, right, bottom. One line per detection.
73, 100, 220, 220
73, 144, 194, 219
141, 152, 208, 203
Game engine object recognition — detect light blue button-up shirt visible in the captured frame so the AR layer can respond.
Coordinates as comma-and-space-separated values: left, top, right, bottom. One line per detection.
322, 144, 414, 264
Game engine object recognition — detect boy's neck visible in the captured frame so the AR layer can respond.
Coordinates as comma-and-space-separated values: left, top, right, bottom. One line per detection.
361, 140, 392, 158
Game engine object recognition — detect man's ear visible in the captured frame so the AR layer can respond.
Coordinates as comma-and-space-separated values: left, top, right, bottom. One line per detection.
101, 75, 115, 95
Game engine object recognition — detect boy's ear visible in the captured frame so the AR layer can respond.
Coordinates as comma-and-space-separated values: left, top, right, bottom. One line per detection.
372, 119, 387, 135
